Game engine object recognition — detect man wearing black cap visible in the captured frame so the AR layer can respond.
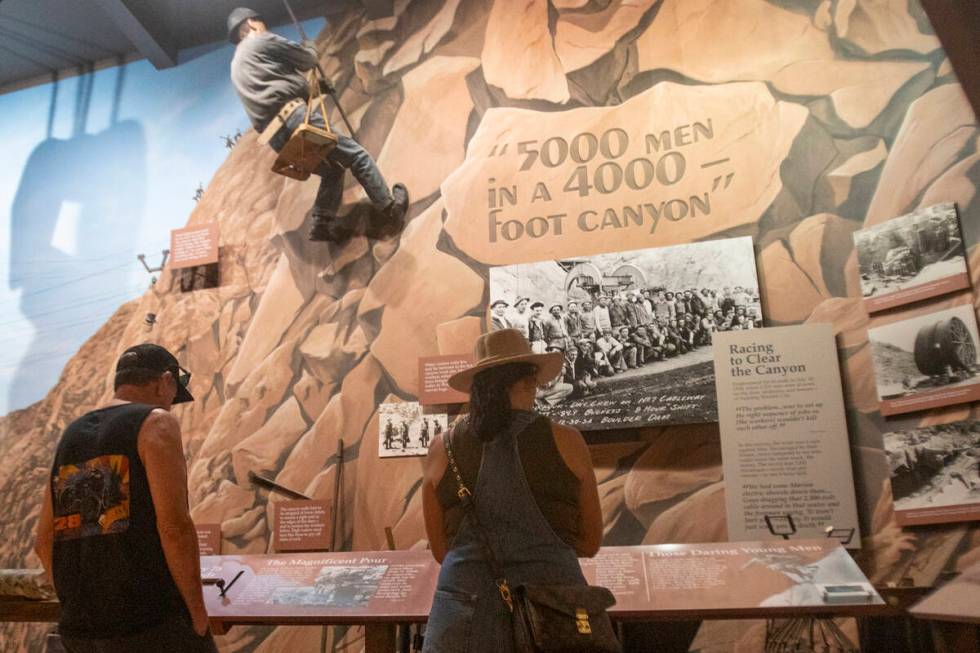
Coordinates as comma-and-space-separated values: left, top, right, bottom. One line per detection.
34, 344, 216, 652
227, 7, 408, 244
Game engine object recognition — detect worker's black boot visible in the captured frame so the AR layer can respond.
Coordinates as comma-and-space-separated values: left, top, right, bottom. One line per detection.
309, 214, 353, 244
388, 183, 409, 225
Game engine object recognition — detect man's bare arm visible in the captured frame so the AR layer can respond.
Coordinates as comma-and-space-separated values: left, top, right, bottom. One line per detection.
34, 481, 54, 583
138, 410, 209, 635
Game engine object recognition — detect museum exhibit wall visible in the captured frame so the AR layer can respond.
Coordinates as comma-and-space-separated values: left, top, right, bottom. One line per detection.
1, 0, 979, 650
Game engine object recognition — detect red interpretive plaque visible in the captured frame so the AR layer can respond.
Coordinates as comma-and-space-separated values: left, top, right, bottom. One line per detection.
201, 550, 439, 623
418, 354, 473, 405
196, 523, 221, 556
171, 223, 219, 269
579, 540, 883, 619
273, 500, 333, 553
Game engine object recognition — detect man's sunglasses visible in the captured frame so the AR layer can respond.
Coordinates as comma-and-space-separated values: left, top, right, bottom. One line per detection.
171, 366, 192, 387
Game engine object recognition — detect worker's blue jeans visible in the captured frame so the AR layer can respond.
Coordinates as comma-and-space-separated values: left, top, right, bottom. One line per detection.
269, 101, 393, 219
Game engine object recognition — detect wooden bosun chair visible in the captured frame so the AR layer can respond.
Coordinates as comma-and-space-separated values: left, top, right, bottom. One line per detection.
259, 67, 338, 181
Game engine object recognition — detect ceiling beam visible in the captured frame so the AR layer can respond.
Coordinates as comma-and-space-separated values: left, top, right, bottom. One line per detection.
91, 0, 177, 69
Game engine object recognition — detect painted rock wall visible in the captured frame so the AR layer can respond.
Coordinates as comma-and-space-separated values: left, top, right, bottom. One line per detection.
1, 0, 979, 651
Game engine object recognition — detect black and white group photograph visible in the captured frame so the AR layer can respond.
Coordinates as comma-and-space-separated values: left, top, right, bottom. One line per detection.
378, 401, 447, 458
854, 202, 969, 312
488, 237, 762, 430
869, 303, 980, 415
883, 419, 980, 525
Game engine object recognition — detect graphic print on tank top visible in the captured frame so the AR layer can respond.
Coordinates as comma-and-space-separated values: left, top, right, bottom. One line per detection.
52, 455, 130, 540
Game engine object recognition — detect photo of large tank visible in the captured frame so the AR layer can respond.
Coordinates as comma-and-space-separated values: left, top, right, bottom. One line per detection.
868, 304, 980, 415
912, 315, 977, 377
853, 203, 968, 311
884, 419, 980, 524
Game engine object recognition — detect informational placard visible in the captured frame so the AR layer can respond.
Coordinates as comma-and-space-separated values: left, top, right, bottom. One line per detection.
201, 542, 882, 627
196, 523, 221, 556
170, 223, 219, 269
713, 324, 861, 547
201, 550, 438, 621
273, 500, 332, 552
418, 354, 472, 405
580, 540, 882, 616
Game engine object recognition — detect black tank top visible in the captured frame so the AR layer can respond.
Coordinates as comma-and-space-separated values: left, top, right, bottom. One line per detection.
51, 403, 185, 638
436, 414, 581, 548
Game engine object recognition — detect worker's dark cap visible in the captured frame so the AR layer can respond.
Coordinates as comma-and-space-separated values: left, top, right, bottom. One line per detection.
116, 344, 194, 404
228, 7, 261, 44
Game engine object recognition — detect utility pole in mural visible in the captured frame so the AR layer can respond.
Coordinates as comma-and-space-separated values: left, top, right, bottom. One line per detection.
137, 250, 170, 286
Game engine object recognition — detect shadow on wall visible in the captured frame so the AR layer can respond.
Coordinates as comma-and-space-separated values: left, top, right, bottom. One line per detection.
7, 67, 146, 410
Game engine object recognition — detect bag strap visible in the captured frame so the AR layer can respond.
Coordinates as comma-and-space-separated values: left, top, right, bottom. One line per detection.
304, 69, 316, 126
443, 426, 514, 612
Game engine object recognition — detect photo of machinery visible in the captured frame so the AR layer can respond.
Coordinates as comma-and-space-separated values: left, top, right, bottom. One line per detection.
854, 203, 969, 312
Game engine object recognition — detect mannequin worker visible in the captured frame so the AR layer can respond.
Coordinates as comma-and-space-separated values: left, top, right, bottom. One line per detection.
228, 7, 408, 244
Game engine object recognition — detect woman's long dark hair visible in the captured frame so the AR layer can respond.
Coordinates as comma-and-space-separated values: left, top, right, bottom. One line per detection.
468, 362, 538, 442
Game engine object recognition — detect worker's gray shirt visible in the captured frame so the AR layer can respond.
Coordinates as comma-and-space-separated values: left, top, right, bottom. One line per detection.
231, 32, 318, 131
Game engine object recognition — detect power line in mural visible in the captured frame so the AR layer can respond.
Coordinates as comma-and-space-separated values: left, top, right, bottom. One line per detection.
0, 285, 144, 333
0, 337, 116, 370
3, 268, 109, 285
0, 313, 124, 352
3, 268, 122, 285
0, 261, 133, 307
0, 240, 169, 266
0, 311, 131, 362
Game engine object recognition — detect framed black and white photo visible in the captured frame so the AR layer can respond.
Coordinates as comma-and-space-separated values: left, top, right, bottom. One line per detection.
853, 202, 969, 313
489, 236, 761, 430
378, 401, 448, 458
869, 303, 980, 416
883, 418, 980, 526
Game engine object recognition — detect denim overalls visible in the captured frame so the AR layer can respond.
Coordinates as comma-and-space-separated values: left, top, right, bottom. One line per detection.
423, 412, 587, 653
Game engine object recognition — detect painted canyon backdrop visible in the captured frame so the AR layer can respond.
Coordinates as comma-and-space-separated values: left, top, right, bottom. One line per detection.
2, 0, 980, 650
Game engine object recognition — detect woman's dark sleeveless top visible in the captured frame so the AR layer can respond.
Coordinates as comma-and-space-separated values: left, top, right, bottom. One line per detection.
436, 414, 581, 548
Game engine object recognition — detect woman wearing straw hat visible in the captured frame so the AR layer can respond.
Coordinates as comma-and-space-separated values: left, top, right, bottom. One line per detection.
421, 329, 603, 652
